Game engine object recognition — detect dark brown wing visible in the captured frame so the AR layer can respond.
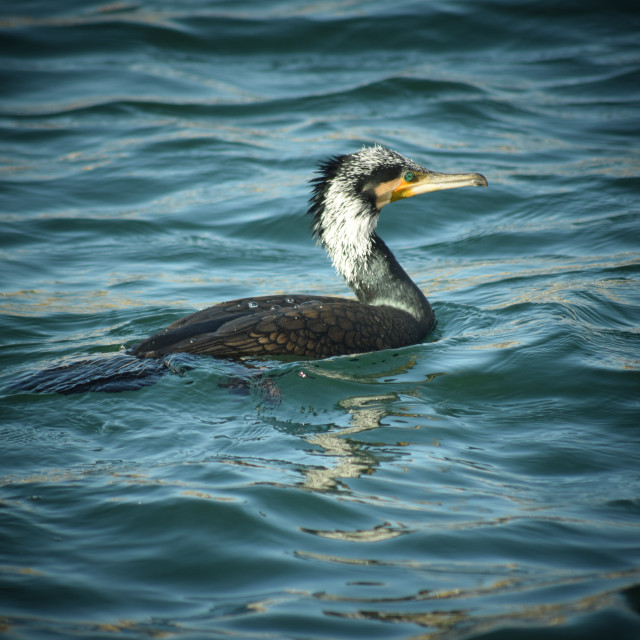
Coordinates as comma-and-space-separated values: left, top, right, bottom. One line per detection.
130, 295, 430, 360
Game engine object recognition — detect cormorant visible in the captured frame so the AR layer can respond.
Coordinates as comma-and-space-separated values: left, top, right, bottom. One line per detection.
130, 145, 487, 360
14, 145, 487, 394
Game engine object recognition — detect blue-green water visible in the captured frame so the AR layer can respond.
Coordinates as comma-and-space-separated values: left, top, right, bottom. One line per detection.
1, 1, 639, 638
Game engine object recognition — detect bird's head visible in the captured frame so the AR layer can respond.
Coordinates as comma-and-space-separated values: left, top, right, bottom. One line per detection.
308, 145, 487, 283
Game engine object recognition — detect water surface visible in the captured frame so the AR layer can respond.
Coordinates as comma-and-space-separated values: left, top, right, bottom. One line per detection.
1, 1, 639, 638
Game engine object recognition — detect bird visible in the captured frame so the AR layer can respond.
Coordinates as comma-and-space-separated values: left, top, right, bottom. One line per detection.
129, 145, 487, 361
14, 145, 487, 394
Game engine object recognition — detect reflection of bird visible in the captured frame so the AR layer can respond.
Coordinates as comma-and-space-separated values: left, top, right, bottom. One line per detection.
131, 146, 487, 360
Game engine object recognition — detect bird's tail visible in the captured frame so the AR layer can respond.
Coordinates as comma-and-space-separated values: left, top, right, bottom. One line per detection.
10, 353, 176, 395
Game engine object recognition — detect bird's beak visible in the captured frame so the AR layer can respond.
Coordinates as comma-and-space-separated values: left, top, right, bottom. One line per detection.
390, 170, 488, 202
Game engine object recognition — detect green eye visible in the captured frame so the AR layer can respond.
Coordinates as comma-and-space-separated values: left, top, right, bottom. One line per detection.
403, 171, 415, 182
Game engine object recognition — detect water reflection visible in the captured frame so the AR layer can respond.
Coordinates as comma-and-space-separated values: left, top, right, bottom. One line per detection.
302, 393, 395, 491
319, 568, 640, 639
293, 352, 435, 491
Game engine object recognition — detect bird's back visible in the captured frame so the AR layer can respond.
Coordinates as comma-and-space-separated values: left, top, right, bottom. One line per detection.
130, 294, 433, 359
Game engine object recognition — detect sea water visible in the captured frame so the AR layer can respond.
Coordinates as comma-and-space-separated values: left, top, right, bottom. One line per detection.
1, 1, 639, 638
